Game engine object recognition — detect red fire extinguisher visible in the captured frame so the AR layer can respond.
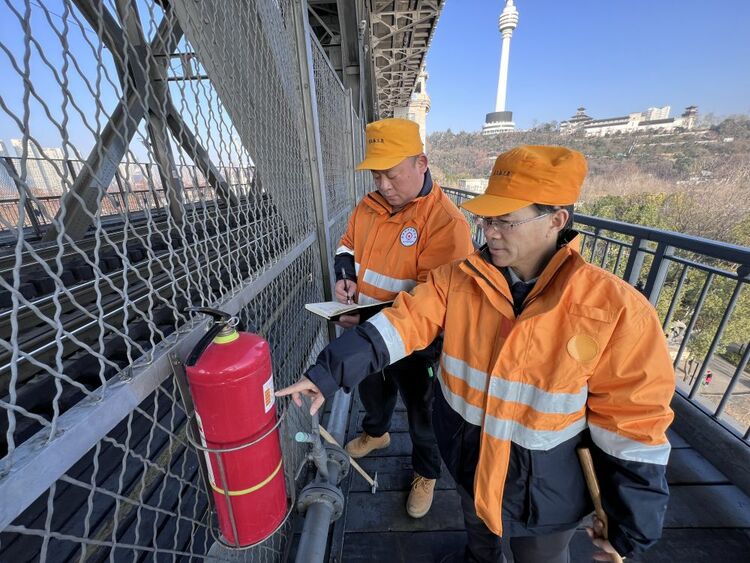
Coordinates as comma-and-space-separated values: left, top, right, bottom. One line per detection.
185, 308, 287, 546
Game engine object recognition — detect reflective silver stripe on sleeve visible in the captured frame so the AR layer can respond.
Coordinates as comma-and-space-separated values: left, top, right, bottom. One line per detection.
366, 312, 406, 364
362, 268, 417, 294
357, 291, 379, 305
589, 423, 671, 465
336, 245, 354, 256
355, 262, 361, 275
442, 354, 587, 415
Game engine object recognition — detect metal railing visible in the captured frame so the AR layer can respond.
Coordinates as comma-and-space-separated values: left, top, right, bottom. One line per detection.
0, 0, 370, 561
443, 187, 750, 442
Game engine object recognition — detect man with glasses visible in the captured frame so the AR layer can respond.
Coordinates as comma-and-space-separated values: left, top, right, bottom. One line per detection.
279, 145, 674, 562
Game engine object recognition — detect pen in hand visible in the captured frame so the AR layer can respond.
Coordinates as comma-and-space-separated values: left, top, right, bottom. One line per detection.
341, 267, 352, 304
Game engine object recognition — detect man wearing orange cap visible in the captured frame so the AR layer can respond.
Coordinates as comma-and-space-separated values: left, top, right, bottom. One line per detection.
280, 145, 674, 562
332, 118, 473, 518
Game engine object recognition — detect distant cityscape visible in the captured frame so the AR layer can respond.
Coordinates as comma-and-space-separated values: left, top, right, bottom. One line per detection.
0, 139, 253, 200
0, 140, 66, 197
559, 105, 698, 137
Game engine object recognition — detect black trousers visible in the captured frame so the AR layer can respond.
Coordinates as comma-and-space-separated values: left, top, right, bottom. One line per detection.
458, 486, 576, 563
358, 354, 442, 479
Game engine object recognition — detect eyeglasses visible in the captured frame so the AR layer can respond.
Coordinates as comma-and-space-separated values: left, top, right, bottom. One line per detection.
479, 213, 550, 232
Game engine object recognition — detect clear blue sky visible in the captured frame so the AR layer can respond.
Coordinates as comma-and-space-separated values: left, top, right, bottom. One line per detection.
3, 0, 749, 152
425, 0, 750, 133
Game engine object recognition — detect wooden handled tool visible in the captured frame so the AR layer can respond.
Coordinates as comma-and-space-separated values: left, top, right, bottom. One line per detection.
578, 448, 625, 563
319, 425, 378, 494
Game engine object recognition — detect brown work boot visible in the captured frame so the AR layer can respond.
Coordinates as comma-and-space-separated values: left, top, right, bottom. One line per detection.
406, 473, 436, 518
345, 432, 391, 458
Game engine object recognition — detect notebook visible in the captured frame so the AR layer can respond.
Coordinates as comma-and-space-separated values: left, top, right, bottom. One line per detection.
304, 299, 394, 321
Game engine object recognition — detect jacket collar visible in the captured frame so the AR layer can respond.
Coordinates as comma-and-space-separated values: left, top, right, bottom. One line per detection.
459, 233, 584, 318
460, 250, 515, 318
363, 168, 435, 216
417, 168, 434, 198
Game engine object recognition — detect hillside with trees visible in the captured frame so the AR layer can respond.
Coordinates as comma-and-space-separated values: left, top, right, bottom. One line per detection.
428, 116, 750, 247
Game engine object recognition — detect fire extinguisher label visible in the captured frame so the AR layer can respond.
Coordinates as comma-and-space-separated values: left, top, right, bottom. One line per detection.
194, 412, 217, 485
263, 374, 275, 413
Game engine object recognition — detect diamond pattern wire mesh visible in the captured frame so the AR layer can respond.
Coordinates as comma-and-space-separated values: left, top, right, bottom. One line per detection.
311, 38, 352, 224
0, 0, 363, 560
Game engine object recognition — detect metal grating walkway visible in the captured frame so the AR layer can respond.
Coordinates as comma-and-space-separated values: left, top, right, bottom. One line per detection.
323, 395, 750, 563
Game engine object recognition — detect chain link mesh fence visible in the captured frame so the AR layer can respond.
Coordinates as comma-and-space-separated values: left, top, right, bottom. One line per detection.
0, 0, 367, 560
311, 37, 353, 229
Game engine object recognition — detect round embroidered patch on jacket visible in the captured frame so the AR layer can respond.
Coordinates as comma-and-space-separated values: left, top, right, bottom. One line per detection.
566, 334, 599, 362
400, 227, 418, 247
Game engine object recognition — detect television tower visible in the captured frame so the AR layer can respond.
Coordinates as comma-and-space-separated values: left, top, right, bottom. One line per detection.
482, 0, 519, 135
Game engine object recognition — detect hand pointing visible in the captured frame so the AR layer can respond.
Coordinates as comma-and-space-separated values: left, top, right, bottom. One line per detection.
275, 376, 326, 416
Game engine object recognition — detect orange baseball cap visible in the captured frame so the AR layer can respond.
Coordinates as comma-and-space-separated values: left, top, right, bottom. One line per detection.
461, 145, 588, 217
356, 118, 424, 171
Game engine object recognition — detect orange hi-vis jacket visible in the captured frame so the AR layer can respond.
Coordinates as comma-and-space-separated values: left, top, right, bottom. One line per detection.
307, 241, 675, 557
335, 180, 473, 305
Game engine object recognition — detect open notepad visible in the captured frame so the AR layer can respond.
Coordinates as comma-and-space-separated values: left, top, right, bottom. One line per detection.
304, 299, 394, 321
